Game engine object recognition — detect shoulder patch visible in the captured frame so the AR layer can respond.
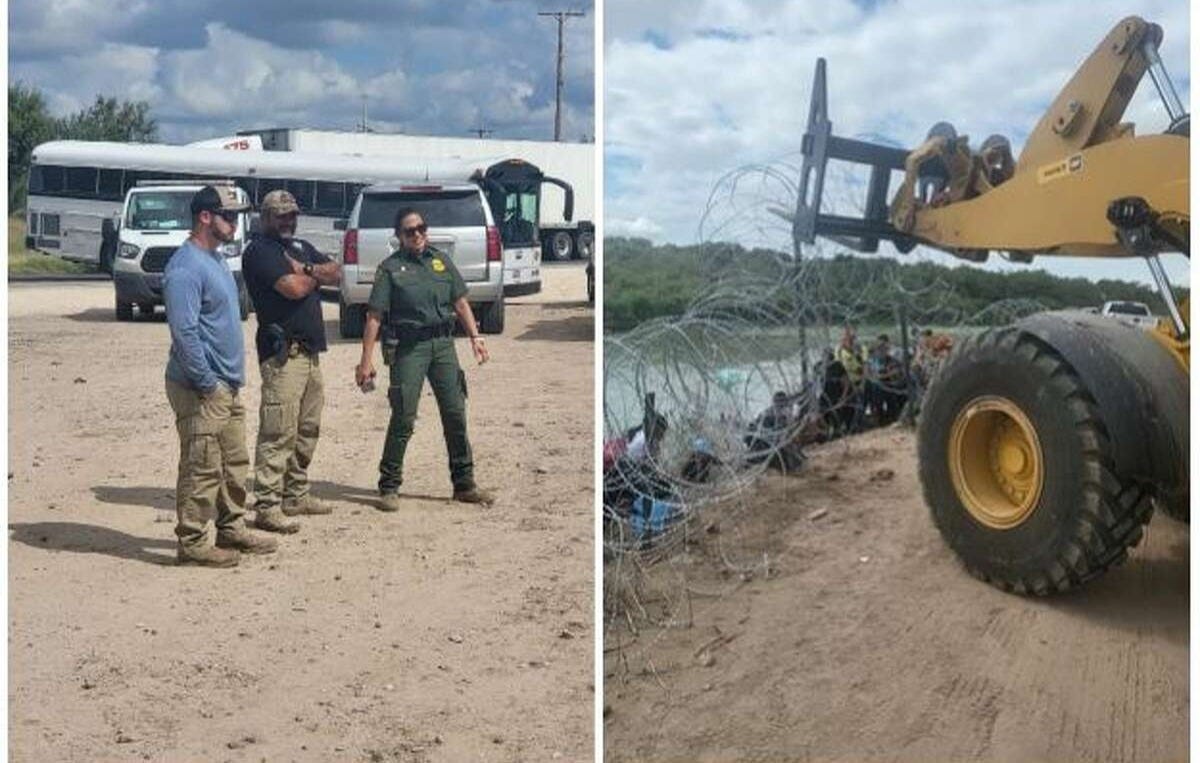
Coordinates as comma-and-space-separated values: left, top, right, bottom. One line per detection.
431, 258, 446, 273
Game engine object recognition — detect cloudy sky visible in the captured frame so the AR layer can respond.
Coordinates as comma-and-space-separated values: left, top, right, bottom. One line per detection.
10, 0, 595, 144
604, 0, 1190, 286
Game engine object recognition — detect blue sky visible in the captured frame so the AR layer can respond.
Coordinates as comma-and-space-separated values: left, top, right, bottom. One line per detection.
604, 0, 1190, 287
9, 0, 595, 144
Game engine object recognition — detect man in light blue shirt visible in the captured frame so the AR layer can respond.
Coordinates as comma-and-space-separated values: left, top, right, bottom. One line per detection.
164, 185, 278, 566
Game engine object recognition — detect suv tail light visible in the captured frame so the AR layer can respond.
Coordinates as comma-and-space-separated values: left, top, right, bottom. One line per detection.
343, 229, 358, 265
486, 225, 502, 262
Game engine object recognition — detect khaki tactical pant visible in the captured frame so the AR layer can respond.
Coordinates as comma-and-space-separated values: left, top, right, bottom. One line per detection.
253, 351, 325, 510
166, 380, 249, 547
379, 336, 474, 493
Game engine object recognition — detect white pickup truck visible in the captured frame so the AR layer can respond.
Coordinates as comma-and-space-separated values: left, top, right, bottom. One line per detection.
1098, 301, 1158, 328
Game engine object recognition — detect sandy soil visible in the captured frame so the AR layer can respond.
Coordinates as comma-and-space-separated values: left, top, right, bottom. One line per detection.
604, 427, 1188, 762
8, 264, 594, 762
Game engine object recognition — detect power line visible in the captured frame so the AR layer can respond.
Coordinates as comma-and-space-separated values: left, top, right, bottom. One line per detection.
538, 9, 585, 142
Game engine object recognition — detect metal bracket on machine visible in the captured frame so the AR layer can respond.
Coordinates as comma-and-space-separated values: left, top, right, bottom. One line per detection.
794, 58, 917, 254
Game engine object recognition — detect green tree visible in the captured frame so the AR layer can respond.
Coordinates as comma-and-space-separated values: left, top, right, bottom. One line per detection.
56, 95, 157, 143
8, 86, 158, 214
8, 82, 54, 213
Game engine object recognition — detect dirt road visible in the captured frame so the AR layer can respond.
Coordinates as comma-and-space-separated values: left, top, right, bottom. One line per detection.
604, 427, 1187, 762
9, 265, 594, 762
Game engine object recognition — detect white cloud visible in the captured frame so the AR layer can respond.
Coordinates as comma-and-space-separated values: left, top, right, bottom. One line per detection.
606, 215, 665, 238
604, 0, 1190, 285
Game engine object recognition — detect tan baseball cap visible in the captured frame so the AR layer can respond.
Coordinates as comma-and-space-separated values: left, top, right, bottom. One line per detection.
261, 189, 301, 217
191, 185, 250, 214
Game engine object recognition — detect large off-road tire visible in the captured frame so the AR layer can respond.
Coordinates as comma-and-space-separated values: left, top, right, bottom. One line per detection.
339, 299, 365, 339
478, 298, 505, 335
918, 326, 1154, 595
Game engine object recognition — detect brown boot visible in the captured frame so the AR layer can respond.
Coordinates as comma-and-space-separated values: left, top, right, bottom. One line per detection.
452, 486, 495, 506
216, 527, 279, 555
282, 495, 333, 516
177, 544, 240, 568
254, 506, 301, 534
377, 492, 403, 513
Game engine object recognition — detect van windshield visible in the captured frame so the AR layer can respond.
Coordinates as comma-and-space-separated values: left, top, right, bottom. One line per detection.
1108, 302, 1150, 316
359, 190, 486, 229
126, 191, 194, 231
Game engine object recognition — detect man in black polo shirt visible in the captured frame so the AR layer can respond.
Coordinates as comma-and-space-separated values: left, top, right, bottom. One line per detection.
243, 190, 342, 533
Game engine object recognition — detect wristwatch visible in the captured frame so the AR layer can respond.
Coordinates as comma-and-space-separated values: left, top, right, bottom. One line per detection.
303, 262, 315, 277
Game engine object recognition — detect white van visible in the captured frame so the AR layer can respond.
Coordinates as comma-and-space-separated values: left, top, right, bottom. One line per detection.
111, 181, 251, 321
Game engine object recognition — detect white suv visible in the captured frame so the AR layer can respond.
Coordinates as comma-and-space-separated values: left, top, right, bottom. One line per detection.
338, 182, 505, 337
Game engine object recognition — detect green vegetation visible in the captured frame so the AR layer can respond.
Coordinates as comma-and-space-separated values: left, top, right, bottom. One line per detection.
603, 237, 1182, 333
9, 216, 91, 275
9, 82, 158, 213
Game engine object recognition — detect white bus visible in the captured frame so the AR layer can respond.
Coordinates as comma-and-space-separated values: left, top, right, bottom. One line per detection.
25, 140, 575, 294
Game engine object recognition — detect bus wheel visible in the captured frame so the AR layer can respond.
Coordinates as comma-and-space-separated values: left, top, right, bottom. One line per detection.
576, 231, 594, 260
549, 231, 574, 261
116, 299, 134, 322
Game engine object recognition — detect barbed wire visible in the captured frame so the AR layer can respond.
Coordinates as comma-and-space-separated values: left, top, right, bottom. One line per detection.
602, 157, 1050, 641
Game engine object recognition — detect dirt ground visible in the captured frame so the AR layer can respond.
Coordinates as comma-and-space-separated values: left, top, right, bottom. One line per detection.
604, 427, 1188, 763
8, 264, 594, 762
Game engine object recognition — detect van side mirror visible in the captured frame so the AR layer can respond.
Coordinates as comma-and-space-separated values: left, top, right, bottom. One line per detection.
333, 218, 348, 231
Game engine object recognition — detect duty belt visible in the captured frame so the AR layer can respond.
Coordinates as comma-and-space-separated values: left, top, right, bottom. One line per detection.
395, 322, 454, 342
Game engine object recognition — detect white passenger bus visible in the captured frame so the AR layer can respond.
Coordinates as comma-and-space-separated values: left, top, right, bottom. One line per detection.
25, 140, 574, 294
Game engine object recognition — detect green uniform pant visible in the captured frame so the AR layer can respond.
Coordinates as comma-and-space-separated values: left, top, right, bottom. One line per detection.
253, 351, 325, 509
379, 336, 474, 493
166, 380, 249, 547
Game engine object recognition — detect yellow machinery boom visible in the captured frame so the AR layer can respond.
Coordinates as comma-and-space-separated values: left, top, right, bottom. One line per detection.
794, 16, 1189, 594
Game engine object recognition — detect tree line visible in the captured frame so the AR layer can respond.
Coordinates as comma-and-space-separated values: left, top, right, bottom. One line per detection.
603, 237, 1183, 333
9, 82, 158, 213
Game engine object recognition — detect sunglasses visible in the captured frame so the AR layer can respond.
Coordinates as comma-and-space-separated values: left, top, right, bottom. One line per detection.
211, 210, 239, 224
401, 224, 428, 236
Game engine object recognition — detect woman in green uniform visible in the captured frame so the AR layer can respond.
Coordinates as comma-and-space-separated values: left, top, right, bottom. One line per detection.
355, 208, 493, 511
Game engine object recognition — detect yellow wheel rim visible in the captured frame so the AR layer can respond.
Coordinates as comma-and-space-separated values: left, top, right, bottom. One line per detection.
948, 396, 1044, 530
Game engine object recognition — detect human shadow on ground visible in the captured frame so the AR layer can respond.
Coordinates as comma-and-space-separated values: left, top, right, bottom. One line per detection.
310, 479, 449, 507
9, 521, 176, 566
514, 313, 593, 343
92, 485, 174, 512
65, 308, 166, 324
537, 299, 592, 311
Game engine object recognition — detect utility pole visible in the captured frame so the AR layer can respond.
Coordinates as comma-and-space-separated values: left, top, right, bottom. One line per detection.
468, 126, 494, 139
538, 9, 585, 141
358, 95, 368, 133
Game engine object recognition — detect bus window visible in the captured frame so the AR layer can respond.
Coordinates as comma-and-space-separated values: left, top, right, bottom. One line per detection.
41, 165, 65, 194
314, 181, 345, 216
65, 167, 98, 195
99, 169, 124, 200
500, 191, 539, 246
235, 176, 257, 202
286, 179, 314, 211
28, 164, 46, 194
258, 178, 286, 203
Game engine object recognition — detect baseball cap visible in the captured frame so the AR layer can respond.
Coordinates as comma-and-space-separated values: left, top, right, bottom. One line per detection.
191, 185, 250, 215
261, 189, 301, 217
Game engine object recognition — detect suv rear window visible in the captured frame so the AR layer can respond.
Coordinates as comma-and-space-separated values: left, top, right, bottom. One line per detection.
358, 190, 486, 229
